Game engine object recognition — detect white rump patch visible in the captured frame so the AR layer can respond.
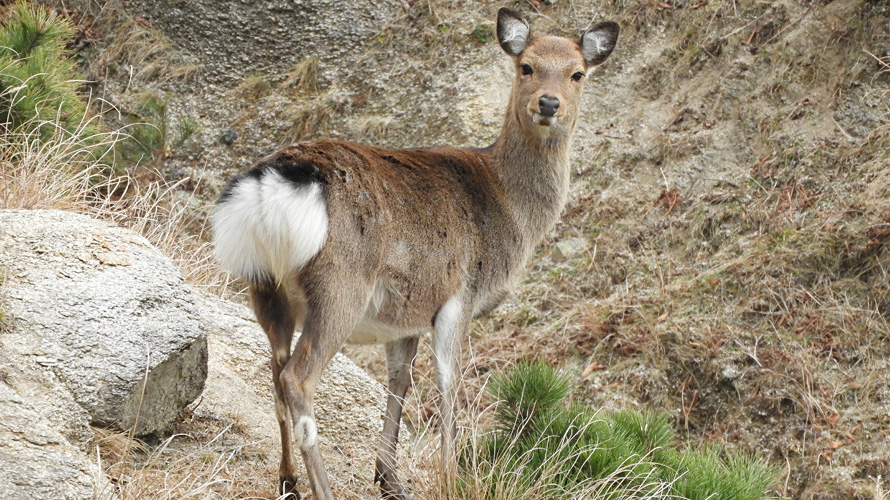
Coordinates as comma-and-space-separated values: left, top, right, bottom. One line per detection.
211, 170, 329, 283
294, 415, 318, 451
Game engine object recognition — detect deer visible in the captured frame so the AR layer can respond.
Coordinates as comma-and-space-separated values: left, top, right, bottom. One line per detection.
210, 8, 618, 499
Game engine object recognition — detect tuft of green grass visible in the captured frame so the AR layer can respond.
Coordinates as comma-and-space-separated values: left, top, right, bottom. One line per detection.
471, 24, 488, 44
489, 359, 572, 437
115, 92, 200, 168
464, 361, 778, 500
668, 446, 779, 500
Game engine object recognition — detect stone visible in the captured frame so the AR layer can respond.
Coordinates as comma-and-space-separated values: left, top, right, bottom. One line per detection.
217, 127, 238, 145
552, 237, 588, 262
0, 208, 393, 497
0, 383, 113, 500
120, 0, 401, 84
0, 209, 207, 436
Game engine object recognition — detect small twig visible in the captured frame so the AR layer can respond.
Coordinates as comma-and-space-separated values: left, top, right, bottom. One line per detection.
662, 107, 687, 131
680, 376, 699, 430
745, 26, 760, 45
761, 7, 813, 46
720, 15, 764, 41
831, 116, 855, 141
783, 456, 792, 496
734, 338, 762, 367
864, 49, 890, 71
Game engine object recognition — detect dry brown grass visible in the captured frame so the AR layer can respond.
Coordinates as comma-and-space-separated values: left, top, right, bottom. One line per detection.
92, 415, 280, 500
0, 100, 228, 297
282, 56, 320, 95
82, 3, 201, 87
97, 173, 232, 293
90, 367, 689, 500
419, 2, 890, 498
95, 0, 890, 495
0, 108, 117, 210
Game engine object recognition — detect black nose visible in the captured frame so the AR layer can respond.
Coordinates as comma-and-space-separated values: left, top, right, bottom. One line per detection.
538, 95, 560, 117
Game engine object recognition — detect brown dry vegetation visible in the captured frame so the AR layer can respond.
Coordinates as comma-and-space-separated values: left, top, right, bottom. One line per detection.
20, 0, 890, 498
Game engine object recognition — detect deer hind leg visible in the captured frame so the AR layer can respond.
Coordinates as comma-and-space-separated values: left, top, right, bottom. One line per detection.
250, 282, 302, 499
375, 336, 420, 500
432, 297, 468, 485
279, 276, 373, 500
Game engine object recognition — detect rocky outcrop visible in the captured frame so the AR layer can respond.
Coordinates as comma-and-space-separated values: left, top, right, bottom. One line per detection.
0, 209, 391, 498
0, 209, 208, 436
0, 383, 107, 500
120, 0, 401, 83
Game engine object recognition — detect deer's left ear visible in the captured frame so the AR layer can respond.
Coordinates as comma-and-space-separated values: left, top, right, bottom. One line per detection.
580, 21, 620, 67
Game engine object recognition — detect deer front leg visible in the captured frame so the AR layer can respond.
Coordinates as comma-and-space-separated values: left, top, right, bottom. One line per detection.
432, 297, 467, 486
375, 336, 420, 499
250, 284, 301, 499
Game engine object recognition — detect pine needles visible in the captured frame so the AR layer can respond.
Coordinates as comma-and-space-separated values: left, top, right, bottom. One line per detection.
462, 361, 779, 500
115, 92, 200, 168
0, 1, 101, 148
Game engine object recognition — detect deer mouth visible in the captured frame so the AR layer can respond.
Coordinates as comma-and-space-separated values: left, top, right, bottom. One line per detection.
532, 112, 557, 127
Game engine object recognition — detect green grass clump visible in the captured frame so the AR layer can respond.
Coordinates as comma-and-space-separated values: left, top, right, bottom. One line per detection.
116, 93, 199, 168
0, 3, 119, 209
463, 361, 778, 499
0, 2, 98, 145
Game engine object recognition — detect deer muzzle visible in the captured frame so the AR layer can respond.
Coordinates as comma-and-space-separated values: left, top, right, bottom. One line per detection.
538, 94, 560, 117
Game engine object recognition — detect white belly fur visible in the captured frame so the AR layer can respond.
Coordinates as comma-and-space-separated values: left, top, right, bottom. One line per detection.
347, 319, 428, 345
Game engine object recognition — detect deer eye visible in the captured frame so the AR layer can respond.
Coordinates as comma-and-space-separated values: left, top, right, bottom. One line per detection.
520, 64, 533, 76
571, 71, 585, 82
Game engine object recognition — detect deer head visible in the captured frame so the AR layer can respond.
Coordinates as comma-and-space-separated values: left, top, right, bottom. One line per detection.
497, 9, 619, 139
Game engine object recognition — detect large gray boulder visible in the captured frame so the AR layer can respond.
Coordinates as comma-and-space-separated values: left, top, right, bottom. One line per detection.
0, 209, 207, 436
0, 208, 395, 498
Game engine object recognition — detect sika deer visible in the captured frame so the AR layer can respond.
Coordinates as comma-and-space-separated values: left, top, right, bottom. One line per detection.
211, 8, 618, 499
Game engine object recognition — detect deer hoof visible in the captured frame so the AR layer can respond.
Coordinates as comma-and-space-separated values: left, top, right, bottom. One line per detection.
279, 476, 302, 499
376, 471, 414, 500
380, 487, 414, 500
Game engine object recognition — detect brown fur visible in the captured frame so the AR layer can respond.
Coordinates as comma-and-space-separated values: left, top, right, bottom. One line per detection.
265, 141, 515, 329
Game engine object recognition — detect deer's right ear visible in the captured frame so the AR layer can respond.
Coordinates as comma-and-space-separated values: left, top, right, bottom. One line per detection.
497, 8, 530, 57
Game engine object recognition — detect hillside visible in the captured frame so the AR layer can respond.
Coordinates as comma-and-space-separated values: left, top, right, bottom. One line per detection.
32, 0, 890, 498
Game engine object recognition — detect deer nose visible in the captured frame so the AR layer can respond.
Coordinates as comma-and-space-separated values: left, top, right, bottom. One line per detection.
538, 95, 560, 117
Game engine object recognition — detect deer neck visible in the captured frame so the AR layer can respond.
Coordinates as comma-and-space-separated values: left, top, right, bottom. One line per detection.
491, 100, 576, 246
